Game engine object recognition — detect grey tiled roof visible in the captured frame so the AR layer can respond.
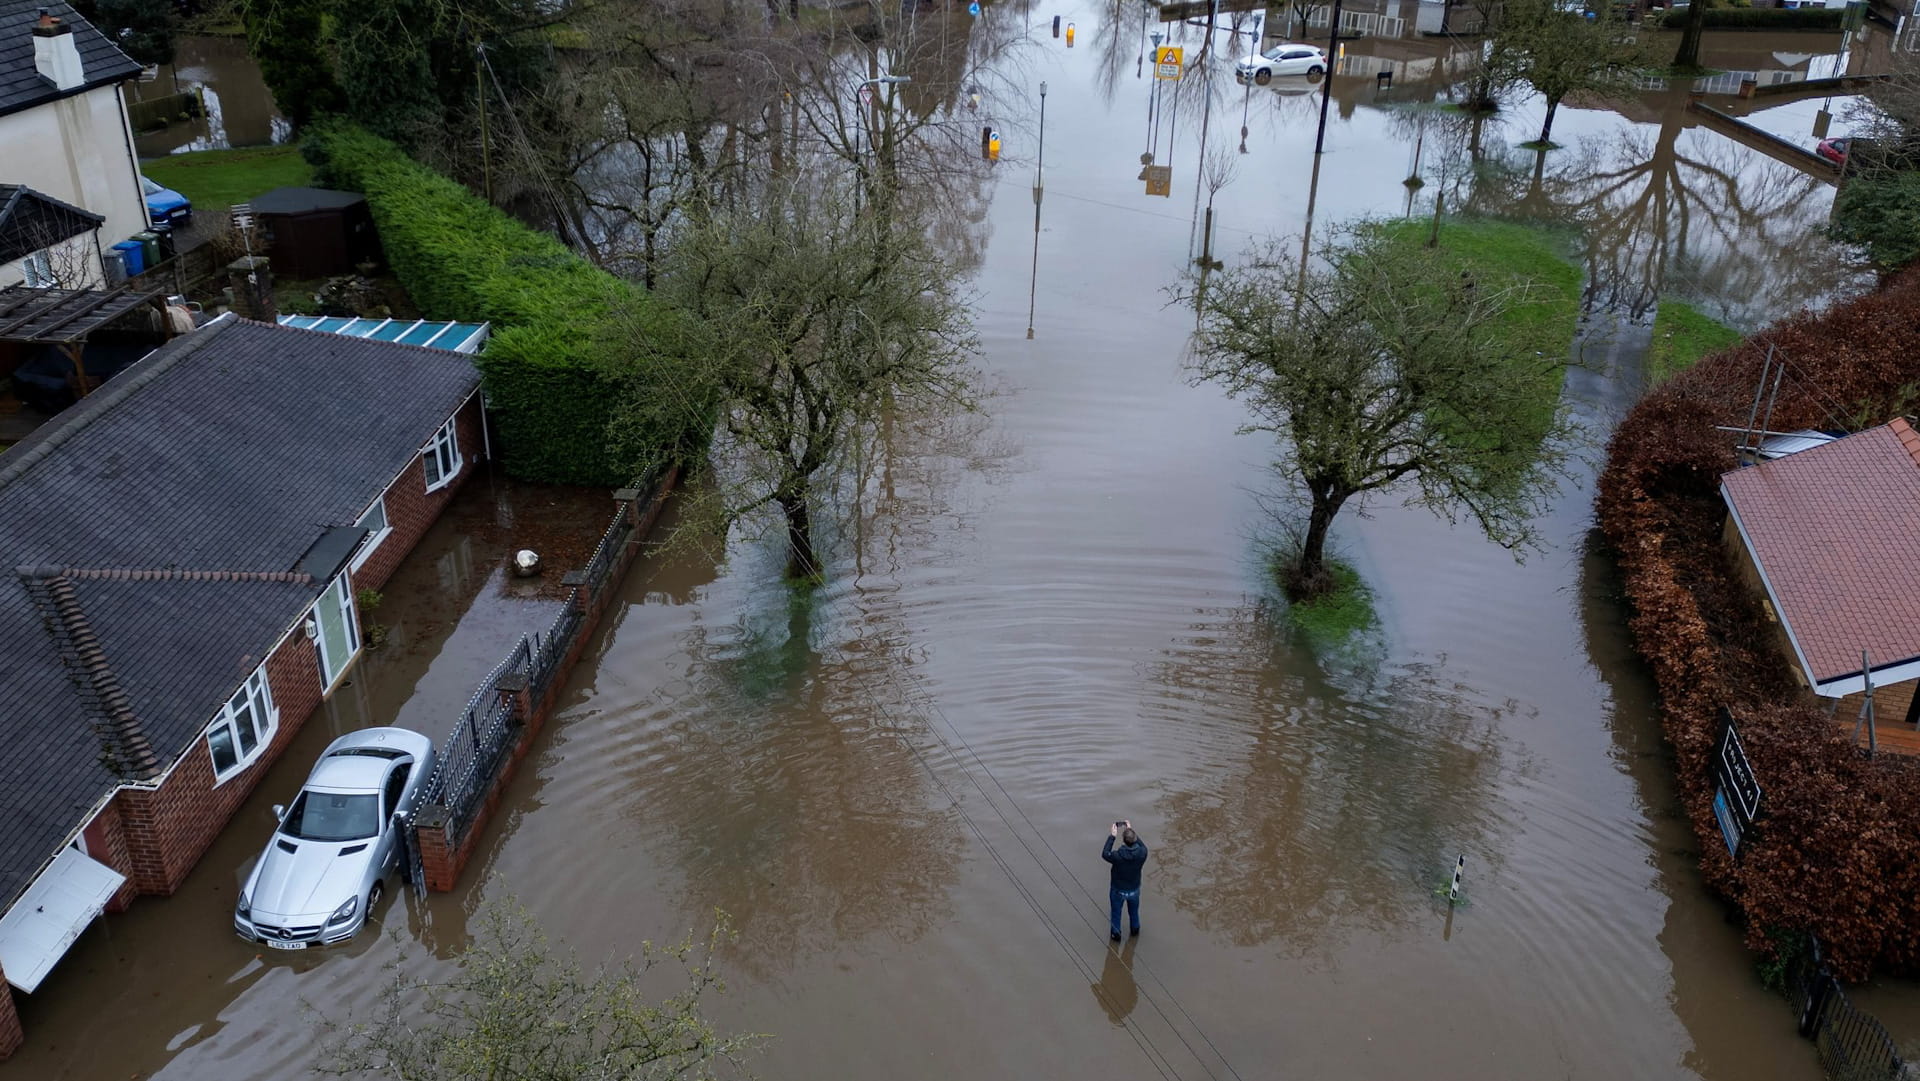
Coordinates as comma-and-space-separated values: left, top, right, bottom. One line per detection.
0, 1, 141, 118
0, 316, 480, 910
0, 183, 103, 263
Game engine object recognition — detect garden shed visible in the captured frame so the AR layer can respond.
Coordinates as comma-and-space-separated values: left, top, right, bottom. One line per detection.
247, 186, 380, 279
1721, 418, 1920, 751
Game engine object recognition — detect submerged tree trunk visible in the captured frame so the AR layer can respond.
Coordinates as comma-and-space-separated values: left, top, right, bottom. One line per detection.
779, 492, 819, 582
1538, 96, 1561, 145
1672, 0, 1707, 70
1289, 486, 1350, 601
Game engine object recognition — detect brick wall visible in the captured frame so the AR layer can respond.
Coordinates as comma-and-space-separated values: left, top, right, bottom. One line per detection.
0, 961, 19, 1059
81, 801, 136, 912
351, 395, 484, 593
112, 624, 326, 895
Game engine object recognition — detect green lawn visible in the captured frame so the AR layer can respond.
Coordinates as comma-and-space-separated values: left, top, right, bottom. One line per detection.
142, 146, 314, 213
1649, 299, 1742, 384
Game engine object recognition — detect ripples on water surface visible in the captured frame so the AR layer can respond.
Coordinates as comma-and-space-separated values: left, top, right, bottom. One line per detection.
10, 5, 1885, 1078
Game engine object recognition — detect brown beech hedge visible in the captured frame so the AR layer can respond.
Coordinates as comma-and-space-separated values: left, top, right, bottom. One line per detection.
1596, 267, 1920, 980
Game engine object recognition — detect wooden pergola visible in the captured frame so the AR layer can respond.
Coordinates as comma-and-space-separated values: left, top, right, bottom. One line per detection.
0, 283, 170, 397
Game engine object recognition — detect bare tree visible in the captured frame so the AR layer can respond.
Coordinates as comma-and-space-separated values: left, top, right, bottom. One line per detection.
320, 901, 762, 1081
608, 176, 977, 583
1178, 224, 1574, 599
1496, 0, 1648, 145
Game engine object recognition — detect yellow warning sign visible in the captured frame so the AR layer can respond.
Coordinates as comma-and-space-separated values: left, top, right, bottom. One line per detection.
1154, 45, 1183, 81
1143, 165, 1172, 197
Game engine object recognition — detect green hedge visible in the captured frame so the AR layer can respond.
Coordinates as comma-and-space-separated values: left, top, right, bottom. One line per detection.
303, 123, 687, 485
1832, 170, 1920, 270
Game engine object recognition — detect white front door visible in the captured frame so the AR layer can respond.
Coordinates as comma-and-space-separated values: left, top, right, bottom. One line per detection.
313, 573, 360, 690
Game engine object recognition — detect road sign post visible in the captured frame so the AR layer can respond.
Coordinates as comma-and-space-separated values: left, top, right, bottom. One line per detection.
1155, 45, 1184, 80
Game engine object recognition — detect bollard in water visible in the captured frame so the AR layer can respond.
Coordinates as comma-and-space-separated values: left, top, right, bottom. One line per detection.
1448, 855, 1465, 904
1066, 21, 1076, 46
988, 131, 1002, 161
1053, 14, 1061, 36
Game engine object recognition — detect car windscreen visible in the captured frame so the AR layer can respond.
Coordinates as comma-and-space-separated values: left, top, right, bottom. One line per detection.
281, 791, 380, 841
141, 177, 159, 195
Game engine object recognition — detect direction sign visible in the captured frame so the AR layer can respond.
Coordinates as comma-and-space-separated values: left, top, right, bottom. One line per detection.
1155, 45, 1184, 81
1710, 710, 1762, 857
1717, 719, 1761, 822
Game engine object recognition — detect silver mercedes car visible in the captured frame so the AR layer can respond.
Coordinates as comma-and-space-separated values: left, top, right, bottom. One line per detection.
233, 727, 436, 950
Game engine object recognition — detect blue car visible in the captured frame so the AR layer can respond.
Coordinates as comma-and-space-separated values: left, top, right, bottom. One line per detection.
140, 176, 191, 229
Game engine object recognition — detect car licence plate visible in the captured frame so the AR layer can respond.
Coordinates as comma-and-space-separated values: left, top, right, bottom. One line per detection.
265, 939, 307, 951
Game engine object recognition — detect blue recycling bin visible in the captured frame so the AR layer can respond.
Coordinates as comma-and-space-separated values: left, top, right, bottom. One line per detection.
113, 239, 144, 277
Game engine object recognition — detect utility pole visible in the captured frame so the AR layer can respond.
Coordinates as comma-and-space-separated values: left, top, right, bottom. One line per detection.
1313, 0, 1343, 156
475, 43, 492, 203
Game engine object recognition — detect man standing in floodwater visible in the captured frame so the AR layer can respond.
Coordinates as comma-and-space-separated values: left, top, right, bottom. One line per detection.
1103, 821, 1148, 942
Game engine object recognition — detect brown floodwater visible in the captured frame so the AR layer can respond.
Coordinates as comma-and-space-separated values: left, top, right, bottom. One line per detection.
5, 9, 1899, 1079
130, 35, 289, 157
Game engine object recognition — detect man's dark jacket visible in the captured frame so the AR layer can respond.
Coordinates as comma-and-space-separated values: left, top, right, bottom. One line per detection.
1103, 836, 1149, 891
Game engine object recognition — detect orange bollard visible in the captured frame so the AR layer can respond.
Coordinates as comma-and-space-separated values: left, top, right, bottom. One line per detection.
1065, 22, 1076, 46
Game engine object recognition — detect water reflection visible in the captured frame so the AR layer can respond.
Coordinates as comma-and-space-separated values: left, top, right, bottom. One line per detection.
1091, 936, 1141, 1024
611, 580, 960, 977
1427, 83, 1860, 323
130, 35, 288, 156
1574, 533, 1819, 1076
1148, 601, 1513, 957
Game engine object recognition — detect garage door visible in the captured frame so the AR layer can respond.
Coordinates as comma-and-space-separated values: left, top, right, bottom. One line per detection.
0, 846, 126, 992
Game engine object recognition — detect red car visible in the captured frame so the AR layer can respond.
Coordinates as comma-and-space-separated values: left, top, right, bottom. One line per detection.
1816, 137, 1857, 165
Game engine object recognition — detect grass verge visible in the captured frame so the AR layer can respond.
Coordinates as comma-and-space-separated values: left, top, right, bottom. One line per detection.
1376, 215, 1584, 447
142, 146, 314, 211
1380, 216, 1583, 371
1283, 560, 1377, 644
1649, 299, 1741, 384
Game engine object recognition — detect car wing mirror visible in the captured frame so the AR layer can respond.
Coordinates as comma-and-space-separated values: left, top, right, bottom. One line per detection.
272, 803, 286, 821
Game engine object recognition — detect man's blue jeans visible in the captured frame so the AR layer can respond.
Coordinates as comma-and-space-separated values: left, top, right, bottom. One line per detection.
1110, 887, 1141, 937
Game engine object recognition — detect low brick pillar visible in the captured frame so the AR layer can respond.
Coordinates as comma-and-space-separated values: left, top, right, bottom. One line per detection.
497, 672, 532, 724
613, 487, 641, 527
226, 255, 275, 322
414, 804, 456, 893
0, 969, 22, 1059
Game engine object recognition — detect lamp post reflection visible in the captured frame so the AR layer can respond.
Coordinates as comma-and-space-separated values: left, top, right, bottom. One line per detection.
1027, 80, 1047, 340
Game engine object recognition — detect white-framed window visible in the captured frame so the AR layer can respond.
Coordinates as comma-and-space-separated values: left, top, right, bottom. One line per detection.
22, 249, 54, 288
422, 417, 462, 493
348, 497, 392, 572
205, 664, 277, 783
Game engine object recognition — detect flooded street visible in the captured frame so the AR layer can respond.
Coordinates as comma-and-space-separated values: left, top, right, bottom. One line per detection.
7, 7, 1892, 1079
130, 35, 288, 156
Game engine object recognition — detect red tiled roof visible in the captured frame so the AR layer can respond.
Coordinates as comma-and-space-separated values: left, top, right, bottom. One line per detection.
1722, 418, 1920, 685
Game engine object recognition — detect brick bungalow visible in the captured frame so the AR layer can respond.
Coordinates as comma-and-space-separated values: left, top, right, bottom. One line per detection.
0, 314, 484, 1056
1721, 418, 1920, 751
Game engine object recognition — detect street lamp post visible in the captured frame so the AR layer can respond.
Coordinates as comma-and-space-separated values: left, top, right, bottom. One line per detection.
1028, 80, 1047, 340
1037, 81, 1049, 182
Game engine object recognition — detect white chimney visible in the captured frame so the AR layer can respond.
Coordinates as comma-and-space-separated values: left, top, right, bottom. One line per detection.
33, 9, 85, 92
